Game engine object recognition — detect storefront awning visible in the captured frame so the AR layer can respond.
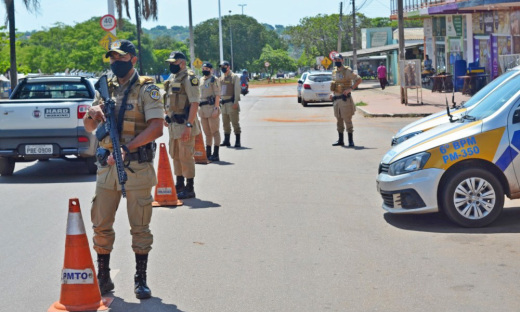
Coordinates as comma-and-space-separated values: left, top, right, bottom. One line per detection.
341, 42, 424, 58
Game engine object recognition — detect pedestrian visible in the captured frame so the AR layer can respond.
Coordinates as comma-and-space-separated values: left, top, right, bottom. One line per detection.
163, 51, 201, 199
83, 39, 164, 299
219, 61, 242, 148
330, 53, 362, 147
377, 62, 387, 90
199, 62, 222, 161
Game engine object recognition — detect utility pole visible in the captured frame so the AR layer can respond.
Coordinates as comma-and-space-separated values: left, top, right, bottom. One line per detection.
218, 0, 224, 63
188, 0, 195, 69
352, 0, 357, 71
238, 4, 247, 15
398, 0, 405, 103
229, 11, 234, 70
337, 2, 343, 53
107, 0, 116, 36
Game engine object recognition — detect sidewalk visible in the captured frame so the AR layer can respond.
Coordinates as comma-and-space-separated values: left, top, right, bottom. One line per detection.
354, 81, 472, 117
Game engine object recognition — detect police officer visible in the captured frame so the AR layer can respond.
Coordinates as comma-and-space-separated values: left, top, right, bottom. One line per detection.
83, 39, 164, 299
163, 51, 200, 199
330, 54, 362, 147
199, 62, 221, 161
219, 61, 242, 148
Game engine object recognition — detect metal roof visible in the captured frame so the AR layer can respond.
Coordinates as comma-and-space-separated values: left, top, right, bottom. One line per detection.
341, 42, 424, 58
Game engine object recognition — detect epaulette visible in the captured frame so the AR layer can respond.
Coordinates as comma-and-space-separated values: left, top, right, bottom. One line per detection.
188, 70, 199, 86
138, 75, 155, 85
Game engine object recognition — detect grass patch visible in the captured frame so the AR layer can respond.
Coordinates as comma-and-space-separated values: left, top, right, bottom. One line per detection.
356, 101, 368, 106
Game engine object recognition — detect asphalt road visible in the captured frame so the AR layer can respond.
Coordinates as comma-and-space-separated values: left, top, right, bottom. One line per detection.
1, 84, 520, 312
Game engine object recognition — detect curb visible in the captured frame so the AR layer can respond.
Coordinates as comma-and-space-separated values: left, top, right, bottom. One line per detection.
357, 106, 434, 118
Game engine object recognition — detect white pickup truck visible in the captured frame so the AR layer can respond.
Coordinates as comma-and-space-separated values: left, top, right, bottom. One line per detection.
0, 75, 98, 175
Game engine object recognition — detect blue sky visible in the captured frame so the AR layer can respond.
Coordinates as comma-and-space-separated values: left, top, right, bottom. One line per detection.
3, 0, 390, 32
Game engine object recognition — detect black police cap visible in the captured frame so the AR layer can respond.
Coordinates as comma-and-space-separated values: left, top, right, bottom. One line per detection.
105, 39, 137, 58
202, 62, 213, 69
220, 61, 230, 67
166, 51, 187, 62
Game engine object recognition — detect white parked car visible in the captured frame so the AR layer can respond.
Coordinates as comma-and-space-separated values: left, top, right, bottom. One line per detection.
298, 72, 332, 107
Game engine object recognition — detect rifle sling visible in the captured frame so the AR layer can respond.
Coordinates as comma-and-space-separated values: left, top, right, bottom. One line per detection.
117, 73, 139, 136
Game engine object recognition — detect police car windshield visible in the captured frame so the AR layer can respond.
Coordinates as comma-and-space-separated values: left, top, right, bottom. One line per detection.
308, 74, 332, 83
462, 70, 518, 108
466, 73, 520, 120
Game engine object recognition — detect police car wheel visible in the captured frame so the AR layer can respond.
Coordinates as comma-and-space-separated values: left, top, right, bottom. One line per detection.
0, 157, 15, 176
441, 168, 504, 228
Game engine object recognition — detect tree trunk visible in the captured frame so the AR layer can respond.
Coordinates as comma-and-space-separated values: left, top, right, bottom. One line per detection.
134, 0, 143, 73
7, 0, 17, 89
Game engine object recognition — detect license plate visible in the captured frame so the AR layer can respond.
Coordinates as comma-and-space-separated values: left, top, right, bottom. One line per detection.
317, 93, 329, 98
25, 144, 53, 155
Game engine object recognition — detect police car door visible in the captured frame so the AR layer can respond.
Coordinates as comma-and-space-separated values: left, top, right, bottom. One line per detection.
504, 97, 520, 196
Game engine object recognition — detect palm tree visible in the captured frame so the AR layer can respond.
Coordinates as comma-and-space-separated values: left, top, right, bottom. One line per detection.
4, 0, 40, 88
115, 0, 158, 73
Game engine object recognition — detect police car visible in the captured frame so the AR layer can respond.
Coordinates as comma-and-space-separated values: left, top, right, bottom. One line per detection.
377, 67, 520, 227
391, 69, 520, 146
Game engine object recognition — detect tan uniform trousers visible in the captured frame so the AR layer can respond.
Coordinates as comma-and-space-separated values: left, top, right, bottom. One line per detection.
221, 102, 241, 134
199, 105, 221, 146
333, 95, 356, 133
170, 136, 196, 178
91, 166, 154, 255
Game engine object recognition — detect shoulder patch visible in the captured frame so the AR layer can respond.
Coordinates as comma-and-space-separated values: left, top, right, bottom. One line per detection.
145, 84, 161, 100
190, 76, 199, 86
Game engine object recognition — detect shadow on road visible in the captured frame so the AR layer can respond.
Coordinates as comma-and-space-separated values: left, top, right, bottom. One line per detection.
109, 296, 185, 312
183, 198, 221, 209
384, 207, 520, 234
0, 159, 95, 184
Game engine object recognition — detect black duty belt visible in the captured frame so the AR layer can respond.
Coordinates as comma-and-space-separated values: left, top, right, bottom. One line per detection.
126, 143, 156, 163
332, 93, 351, 101
221, 97, 235, 104
199, 101, 211, 106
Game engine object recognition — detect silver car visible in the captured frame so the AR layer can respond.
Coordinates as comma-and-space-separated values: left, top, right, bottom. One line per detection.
298, 72, 332, 107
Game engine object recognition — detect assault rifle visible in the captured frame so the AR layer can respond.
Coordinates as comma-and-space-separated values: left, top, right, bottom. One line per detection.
95, 75, 128, 197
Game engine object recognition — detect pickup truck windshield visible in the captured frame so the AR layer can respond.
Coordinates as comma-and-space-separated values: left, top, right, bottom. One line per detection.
12, 81, 92, 100
462, 70, 517, 108
466, 74, 520, 120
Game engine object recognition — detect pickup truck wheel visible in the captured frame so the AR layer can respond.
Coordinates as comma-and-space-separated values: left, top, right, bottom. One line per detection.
0, 157, 15, 176
85, 157, 98, 174
441, 168, 504, 227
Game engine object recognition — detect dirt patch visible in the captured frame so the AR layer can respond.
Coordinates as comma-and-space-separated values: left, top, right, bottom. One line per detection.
263, 118, 331, 123
249, 82, 298, 88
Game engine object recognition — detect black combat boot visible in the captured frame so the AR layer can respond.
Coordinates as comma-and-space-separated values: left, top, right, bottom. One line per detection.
178, 178, 195, 199
348, 132, 355, 147
332, 132, 344, 146
134, 253, 152, 299
209, 146, 220, 162
234, 134, 241, 148
206, 145, 212, 159
97, 254, 114, 295
222, 134, 231, 147
175, 176, 185, 194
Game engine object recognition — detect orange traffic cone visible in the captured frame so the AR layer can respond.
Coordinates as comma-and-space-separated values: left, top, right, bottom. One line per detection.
194, 132, 209, 164
48, 198, 113, 312
152, 143, 183, 207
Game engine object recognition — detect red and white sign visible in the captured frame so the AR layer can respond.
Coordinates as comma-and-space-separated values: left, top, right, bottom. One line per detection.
100, 14, 117, 32
264, 61, 270, 67
329, 50, 338, 60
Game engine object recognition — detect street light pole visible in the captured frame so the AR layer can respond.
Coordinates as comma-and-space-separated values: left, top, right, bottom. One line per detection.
188, 0, 195, 69
229, 10, 234, 70
238, 4, 246, 15
218, 0, 224, 63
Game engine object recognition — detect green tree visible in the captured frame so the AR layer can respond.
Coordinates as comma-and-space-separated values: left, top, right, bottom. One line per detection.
194, 14, 286, 72
251, 44, 296, 75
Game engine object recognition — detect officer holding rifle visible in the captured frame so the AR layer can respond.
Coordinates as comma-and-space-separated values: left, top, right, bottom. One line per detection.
83, 39, 164, 300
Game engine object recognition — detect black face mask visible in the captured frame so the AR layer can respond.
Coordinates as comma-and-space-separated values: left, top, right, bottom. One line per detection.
221, 67, 228, 74
202, 70, 211, 76
335, 62, 342, 67
170, 63, 181, 74
110, 60, 133, 78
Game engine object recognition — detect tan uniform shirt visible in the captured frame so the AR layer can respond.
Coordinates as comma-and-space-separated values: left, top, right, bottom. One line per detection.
219, 72, 241, 105
199, 75, 220, 118
331, 66, 362, 95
